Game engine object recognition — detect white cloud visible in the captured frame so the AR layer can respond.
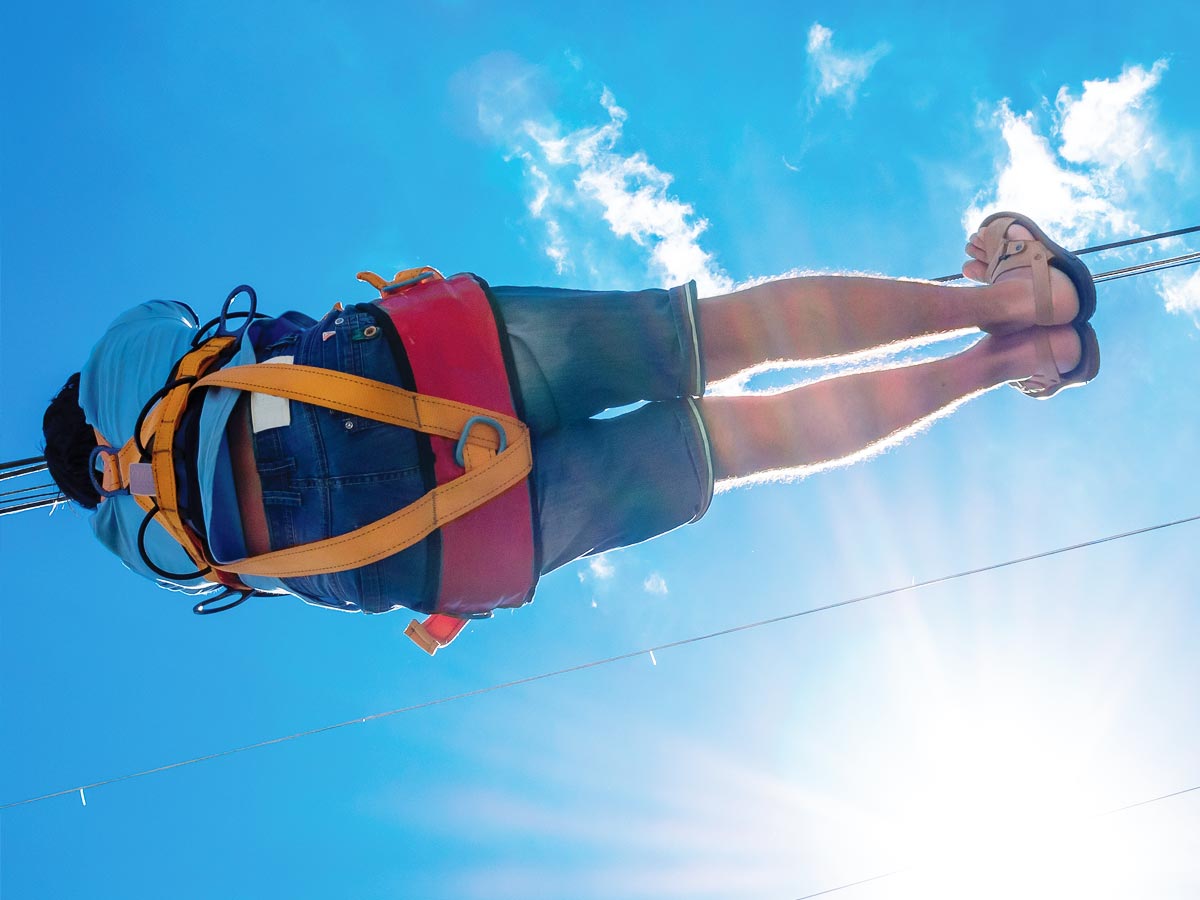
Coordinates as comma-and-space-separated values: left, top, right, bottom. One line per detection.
589, 555, 615, 580
806, 23, 888, 108
964, 61, 1170, 250
1057, 61, 1169, 175
519, 90, 733, 295
467, 54, 732, 295
1159, 268, 1200, 317
642, 573, 668, 595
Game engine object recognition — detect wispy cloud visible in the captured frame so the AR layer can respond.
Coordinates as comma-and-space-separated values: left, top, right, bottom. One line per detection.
589, 555, 615, 580
642, 573, 668, 595
964, 61, 1170, 250
462, 53, 733, 296
1159, 267, 1200, 319
806, 23, 888, 109
577, 554, 615, 586
1057, 61, 1170, 176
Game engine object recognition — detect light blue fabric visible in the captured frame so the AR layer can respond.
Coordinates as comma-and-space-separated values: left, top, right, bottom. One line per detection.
79, 300, 284, 594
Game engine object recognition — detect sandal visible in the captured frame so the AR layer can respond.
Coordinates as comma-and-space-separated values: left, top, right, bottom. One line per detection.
979, 211, 1097, 327
1011, 321, 1101, 399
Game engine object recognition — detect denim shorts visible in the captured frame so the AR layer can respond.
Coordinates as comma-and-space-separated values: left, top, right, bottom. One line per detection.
250, 280, 715, 613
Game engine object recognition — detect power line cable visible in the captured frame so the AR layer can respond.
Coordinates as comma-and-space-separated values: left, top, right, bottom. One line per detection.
793, 783, 1200, 899
4, 511, 1198, 811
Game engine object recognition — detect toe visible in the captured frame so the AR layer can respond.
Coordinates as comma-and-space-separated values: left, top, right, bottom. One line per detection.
962, 258, 987, 282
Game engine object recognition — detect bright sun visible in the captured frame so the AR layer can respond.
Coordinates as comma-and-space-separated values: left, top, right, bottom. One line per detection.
868, 687, 1149, 900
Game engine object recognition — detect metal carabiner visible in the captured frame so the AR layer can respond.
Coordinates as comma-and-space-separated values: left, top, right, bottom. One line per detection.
215, 284, 259, 340
88, 445, 128, 498
454, 415, 508, 468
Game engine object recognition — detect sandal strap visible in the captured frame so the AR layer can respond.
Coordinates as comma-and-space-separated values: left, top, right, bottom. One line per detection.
982, 216, 1055, 326
1012, 328, 1062, 396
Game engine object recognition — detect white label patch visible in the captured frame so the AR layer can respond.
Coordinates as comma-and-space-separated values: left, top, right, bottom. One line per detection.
251, 355, 294, 433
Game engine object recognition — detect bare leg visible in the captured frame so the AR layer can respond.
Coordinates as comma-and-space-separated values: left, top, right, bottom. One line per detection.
702, 326, 1082, 482
700, 270, 1081, 382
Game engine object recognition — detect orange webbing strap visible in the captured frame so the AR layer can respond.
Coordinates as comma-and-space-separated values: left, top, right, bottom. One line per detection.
404, 614, 469, 655
356, 266, 442, 293
94, 425, 151, 496
194, 362, 533, 579
94, 336, 238, 585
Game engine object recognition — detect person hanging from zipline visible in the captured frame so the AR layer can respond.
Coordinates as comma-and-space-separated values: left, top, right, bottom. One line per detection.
36, 212, 1098, 651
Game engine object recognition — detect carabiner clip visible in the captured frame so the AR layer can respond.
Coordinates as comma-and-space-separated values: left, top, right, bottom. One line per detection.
88, 445, 127, 498
454, 415, 508, 468
215, 285, 258, 340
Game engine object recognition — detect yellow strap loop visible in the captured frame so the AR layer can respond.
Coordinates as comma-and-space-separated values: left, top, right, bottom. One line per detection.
355, 266, 443, 295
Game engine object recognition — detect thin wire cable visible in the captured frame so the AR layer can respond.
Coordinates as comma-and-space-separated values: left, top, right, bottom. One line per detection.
1094, 251, 1200, 283
931, 223, 1200, 282
4, 511, 1198, 811
0, 490, 64, 508
0, 455, 46, 470
1071, 224, 1200, 256
0, 496, 64, 518
0, 482, 57, 499
0, 463, 49, 483
1102, 784, 1200, 816
794, 783, 1200, 899
934, 250, 1200, 285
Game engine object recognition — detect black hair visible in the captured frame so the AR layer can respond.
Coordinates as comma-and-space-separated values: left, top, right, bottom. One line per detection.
42, 373, 101, 509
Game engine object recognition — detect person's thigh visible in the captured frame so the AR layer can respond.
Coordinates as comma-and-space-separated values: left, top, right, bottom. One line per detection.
532, 398, 715, 575
489, 281, 704, 433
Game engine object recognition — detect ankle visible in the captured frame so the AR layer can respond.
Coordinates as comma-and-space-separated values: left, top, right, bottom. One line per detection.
976, 280, 1028, 330
970, 331, 1035, 386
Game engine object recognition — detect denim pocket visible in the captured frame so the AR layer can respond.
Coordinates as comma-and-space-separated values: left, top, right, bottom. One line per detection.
306, 309, 392, 435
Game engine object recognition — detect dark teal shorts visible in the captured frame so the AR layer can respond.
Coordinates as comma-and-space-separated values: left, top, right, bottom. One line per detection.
490, 281, 715, 574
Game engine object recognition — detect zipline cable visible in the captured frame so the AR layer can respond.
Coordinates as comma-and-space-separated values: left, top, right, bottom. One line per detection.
0, 455, 46, 471
0, 496, 64, 518
794, 784, 1200, 899
0, 463, 49, 483
0, 482, 58, 500
1071, 224, 1200, 256
1093, 250, 1200, 284
4, 511, 1198, 811
0, 490, 63, 508
931, 223, 1200, 282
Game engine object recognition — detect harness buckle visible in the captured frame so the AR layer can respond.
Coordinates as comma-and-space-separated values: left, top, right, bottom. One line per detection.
128, 462, 157, 497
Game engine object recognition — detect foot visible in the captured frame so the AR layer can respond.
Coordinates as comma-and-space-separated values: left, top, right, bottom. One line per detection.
981, 324, 1083, 392
962, 221, 1081, 334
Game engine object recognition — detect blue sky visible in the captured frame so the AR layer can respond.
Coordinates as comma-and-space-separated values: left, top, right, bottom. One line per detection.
3, 2, 1200, 898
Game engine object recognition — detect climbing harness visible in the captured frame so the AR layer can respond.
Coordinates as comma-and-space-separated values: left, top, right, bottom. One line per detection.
76, 272, 535, 654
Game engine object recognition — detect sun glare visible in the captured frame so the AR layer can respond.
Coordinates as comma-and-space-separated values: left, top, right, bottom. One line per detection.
873, 692, 1143, 900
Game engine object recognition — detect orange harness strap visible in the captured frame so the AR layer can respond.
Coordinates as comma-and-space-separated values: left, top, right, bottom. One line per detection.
193, 363, 532, 578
